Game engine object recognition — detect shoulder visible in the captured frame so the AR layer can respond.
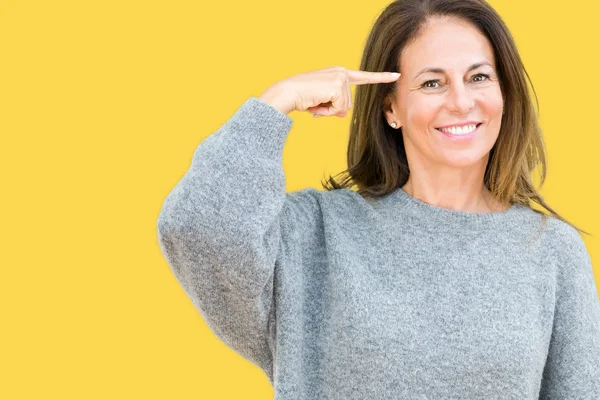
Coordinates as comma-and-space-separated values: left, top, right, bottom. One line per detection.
284, 187, 322, 209
280, 187, 329, 238
540, 215, 593, 282
542, 216, 589, 258
283, 187, 369, 213
281, 187, 322, 227
281, 187, 374, 229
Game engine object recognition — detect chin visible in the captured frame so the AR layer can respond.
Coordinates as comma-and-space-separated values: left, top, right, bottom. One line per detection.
439, 151, 491, 168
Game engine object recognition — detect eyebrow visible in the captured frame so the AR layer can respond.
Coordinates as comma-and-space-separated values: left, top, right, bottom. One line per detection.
413, 62, 493, 81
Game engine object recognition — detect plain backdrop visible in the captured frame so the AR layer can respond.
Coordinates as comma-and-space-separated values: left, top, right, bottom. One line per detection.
1, 0, 599, 398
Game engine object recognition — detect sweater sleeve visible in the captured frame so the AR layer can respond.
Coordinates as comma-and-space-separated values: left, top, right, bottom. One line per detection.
539, 226, 600, 399
156, 97, 295, 384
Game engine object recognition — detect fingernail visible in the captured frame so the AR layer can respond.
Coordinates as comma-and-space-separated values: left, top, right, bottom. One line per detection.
390, 72, 401, 78
313, 114, 321, 118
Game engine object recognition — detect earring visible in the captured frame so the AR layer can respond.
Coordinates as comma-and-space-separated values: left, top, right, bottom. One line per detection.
390, 121, 398, 128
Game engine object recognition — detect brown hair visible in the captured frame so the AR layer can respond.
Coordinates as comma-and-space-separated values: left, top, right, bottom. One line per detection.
321, 0, 591, 237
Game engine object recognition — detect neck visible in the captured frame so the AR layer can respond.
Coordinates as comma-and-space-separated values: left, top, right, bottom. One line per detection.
401, 180, 509, 213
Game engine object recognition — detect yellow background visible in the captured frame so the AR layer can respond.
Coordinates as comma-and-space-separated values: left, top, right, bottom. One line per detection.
2, 0, 598, 398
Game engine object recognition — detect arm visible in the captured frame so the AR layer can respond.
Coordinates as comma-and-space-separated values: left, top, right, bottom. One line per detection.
156, 97, 294, 384
539, 226, 600, 399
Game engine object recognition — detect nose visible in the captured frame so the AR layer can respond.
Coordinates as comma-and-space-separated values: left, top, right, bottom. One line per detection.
447, 81, 475, 114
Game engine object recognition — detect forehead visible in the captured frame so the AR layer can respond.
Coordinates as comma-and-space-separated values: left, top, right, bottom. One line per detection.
401, 17, 496, 73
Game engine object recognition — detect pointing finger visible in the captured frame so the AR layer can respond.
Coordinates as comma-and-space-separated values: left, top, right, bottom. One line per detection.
347, 69, 401, 85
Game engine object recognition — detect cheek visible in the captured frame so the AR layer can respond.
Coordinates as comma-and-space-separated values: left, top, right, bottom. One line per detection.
478, 86, 504, 115
405, 96, 443, 131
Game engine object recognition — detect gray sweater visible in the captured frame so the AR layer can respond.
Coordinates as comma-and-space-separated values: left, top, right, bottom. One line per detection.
156, 97, 600, 399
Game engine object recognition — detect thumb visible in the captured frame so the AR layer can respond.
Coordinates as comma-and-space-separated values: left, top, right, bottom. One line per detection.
313, 110, 347, 118
311, 103, 346, 117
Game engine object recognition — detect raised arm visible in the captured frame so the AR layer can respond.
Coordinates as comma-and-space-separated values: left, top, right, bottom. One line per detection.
156, 66, 400, 385
156, 97, 294, 383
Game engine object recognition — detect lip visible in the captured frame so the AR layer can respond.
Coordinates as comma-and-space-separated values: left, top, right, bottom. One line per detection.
436, 123, 482, 140
436, 121, 481, 129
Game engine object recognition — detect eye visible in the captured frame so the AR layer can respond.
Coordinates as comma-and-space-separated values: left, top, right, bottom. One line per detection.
472, 73, 490, 82
421, 80, 440, 89
421, 73, 491, 89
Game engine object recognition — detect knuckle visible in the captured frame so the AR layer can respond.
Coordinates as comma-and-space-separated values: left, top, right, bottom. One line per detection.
334, 67, 347, 79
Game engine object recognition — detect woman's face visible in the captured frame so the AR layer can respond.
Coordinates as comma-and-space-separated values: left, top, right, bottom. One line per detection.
385, 16, 504, 169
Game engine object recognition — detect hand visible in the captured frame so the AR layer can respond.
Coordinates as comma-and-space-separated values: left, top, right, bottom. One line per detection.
258, 66, 401, 117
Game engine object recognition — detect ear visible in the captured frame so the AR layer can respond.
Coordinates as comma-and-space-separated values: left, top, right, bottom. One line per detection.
383, 93, 402, 128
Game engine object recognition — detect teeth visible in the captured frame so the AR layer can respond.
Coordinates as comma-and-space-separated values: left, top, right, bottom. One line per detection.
439, 124, 477, 135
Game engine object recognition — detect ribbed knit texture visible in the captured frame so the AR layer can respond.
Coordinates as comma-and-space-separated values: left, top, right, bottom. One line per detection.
157, 97, 600, 399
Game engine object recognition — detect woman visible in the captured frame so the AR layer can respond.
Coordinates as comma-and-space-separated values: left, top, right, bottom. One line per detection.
157, 0, 600, 398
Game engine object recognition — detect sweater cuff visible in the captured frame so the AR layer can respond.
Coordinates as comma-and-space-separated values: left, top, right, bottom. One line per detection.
223, 97, 294, 159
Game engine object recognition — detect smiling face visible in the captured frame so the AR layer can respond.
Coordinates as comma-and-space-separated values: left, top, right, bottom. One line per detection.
384, 16, 504, 169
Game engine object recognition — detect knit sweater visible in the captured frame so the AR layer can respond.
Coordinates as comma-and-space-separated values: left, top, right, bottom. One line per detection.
156, 97, 600, 399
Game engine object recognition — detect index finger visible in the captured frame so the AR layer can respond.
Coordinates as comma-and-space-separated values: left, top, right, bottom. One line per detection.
347, 69, 401, 85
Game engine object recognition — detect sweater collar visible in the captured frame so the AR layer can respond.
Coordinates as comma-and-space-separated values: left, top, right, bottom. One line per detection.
376, 187, 527, 230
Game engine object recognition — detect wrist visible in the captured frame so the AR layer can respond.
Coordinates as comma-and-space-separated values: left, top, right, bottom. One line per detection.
258, 83, 294, 115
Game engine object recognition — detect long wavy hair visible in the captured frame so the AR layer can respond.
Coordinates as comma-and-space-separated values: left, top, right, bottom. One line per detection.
321, 0, 590, 237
